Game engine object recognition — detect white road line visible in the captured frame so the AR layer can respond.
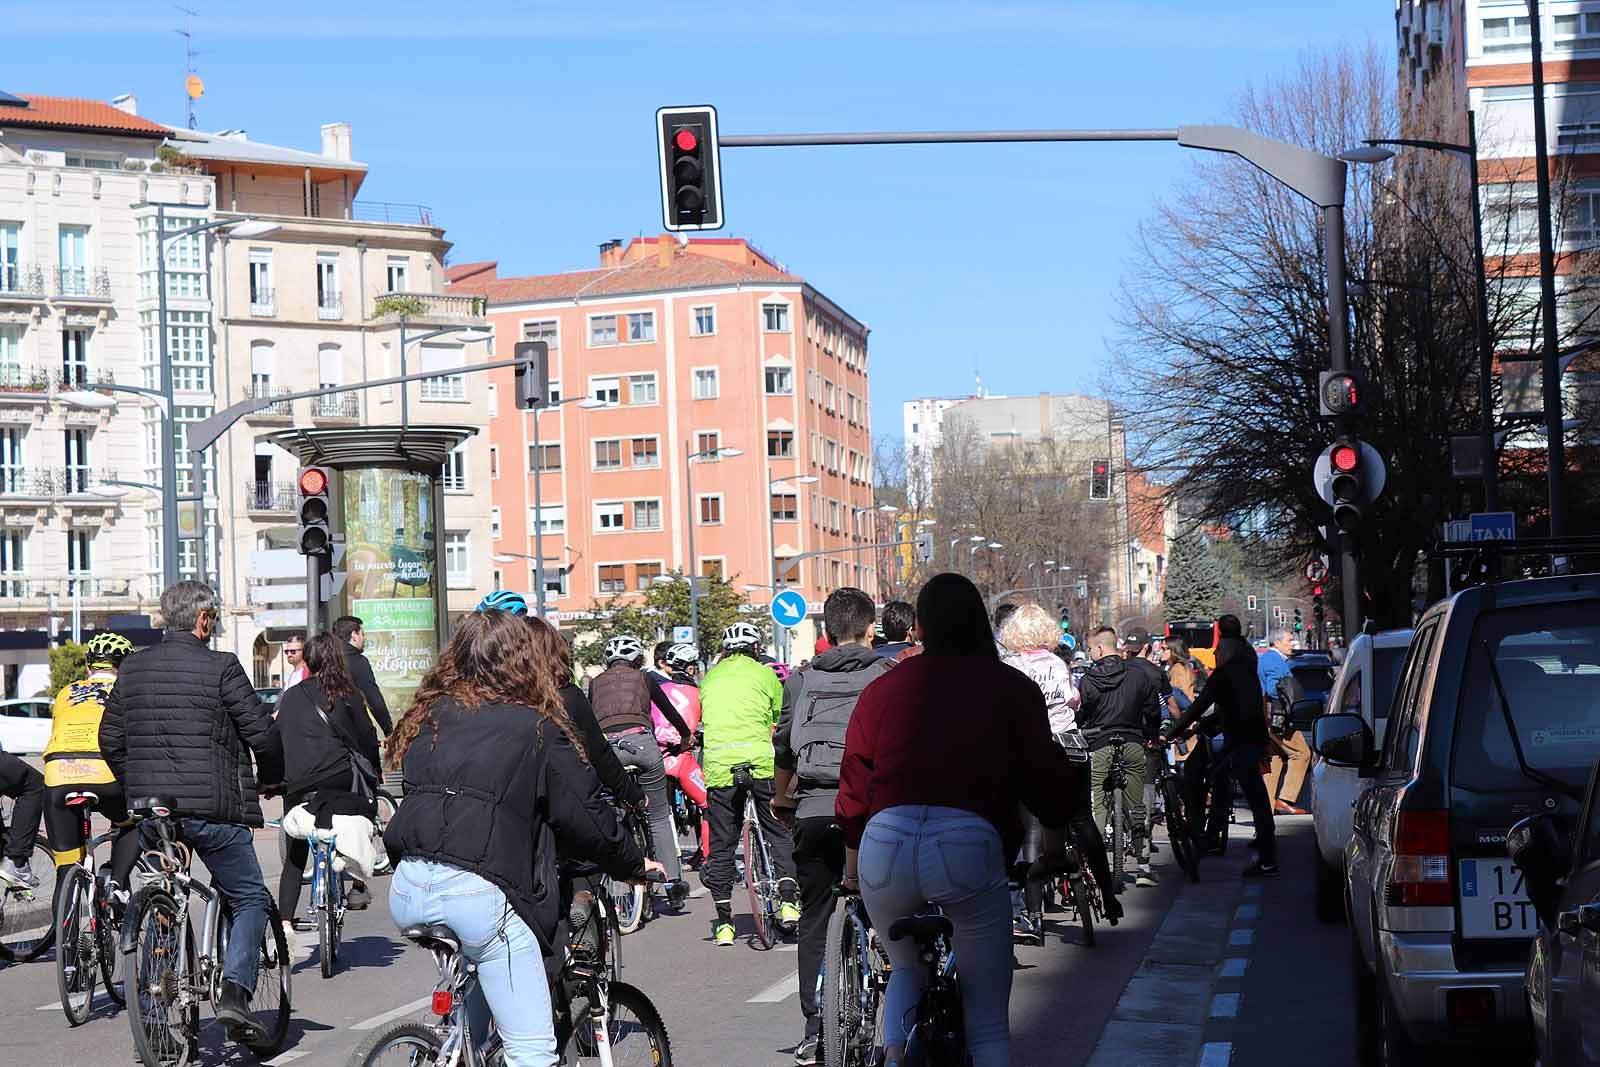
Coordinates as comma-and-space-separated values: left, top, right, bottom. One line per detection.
1209, 992, 1241, 1018
1219, 957, 1249, 978
1241, 884, 1262, 898
263, 1051, 311, 1065
1198, 1042, 1233, 1066
35, 992, 113, 1011
747, 973, 799, 1003
1227, 928, 1254, 946
350, 996, 434, 1031
1233, 904, 1259, 921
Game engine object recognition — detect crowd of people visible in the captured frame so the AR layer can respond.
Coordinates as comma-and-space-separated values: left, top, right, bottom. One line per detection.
0, 572, 1316, 1067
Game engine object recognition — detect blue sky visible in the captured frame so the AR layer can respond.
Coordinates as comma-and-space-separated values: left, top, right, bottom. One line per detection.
5, 0, 1388, 441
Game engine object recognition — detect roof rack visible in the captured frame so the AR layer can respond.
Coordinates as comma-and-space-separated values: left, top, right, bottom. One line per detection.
1429, 535, 1600, 589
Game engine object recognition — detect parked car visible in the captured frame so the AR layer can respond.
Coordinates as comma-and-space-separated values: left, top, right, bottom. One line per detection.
1287, 648, 1339, 706
0, 697, 54, 755
1307, 629, 1414, 923
1508, 754, 1600, 1067
255, 686, 283, 708
1312, 572, 1600, 1063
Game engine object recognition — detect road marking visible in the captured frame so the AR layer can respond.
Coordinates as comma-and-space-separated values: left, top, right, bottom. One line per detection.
1241, 884, 1262, 898
264, 1052, 311, 1065
777, 943, 798, 952
1227, 928, 1254, 946
1219, 957, 1249, 978
1198, 1042, 1233, 1066
747, 973, 799, 1003
36, 991, 112, 1011
1234, 904, 1259, 921
1209, 992, 1241, 1018
351, 996, 434, 1031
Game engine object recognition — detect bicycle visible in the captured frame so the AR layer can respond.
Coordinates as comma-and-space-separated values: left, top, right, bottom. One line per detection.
1153, 741, 1200, 883
821, 887, 889, 1067
353, 867, 671, 1066
0, 795, 54, 963
55, 789, 153, 1024
607, 772, 653, 936
731, 762, 790, 950
123, 796, 291, 1066
1096, 733, 1143, 896
303, 822, 348, 980
888, 912, 969, 1067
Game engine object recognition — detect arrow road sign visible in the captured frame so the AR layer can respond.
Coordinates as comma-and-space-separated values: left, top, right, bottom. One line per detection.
770, 589, 808, 629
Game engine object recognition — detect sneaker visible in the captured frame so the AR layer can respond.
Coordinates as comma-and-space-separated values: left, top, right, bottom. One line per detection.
794, 1037, 820, 1065
778, 901, 802, 927
713, 922, 736, 947
665, 880, 691, 908
1242, 862, 1280, 878
346, 882, 372, 910
1012, 913, 1040, 940
1135, 865, 1158, 888
0, 856, 38, 890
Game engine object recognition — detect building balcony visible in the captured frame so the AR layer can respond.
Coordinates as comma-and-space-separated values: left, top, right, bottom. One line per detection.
243, 383, 294, 420
370, 290, 485, 326
312, 392, 359, 420
0, 467, 119, 499
249, 288, 277, 317
245, 479, 297, 515
54, 367, 116, 391
221, 195, 433, 227
0, 365, 54, 401
0, 263, 47, 304
317, 296, 344, 320
52, 267, 112, 303
0, 576, 140, 604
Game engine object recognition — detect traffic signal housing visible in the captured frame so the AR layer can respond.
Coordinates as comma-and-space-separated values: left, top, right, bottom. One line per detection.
1060, 607, 1071, 630
657, 106, 723, 231
1313, 584, 1326, 624
1089, 458, 1111, 500
913, 532, 934, 563
1318, 370, 1363, 417
1314, 438, 1387, 535
514, 340, 550, 410
296, 466, 333, 557
1293, 607, 1304, 632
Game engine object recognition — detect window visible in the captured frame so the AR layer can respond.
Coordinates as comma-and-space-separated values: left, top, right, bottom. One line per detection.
633, 499, 662, 531
595, 501, 625, 532
531, 442, 562, 471
589, 315, 619, 347
635, 561, 663, 590
692, 367, 719, 400
444, 530, 470, 587
0, 426, 22, 493
386, 256, 409, 293
0, 223, 19, 293
487, 383, 498, 416
767, 429, 795, 458
546, 380, 563, 405
695, 430, 721, 456
67, 528, 92, 575
775, 557, 799, 586
1481, 15, 1532, 53
1552, 11, 1600, 51
489, 445, 500, 480
490, 506, 502, 540
316, 254, 340, 315
764, 365, 793, 395
522, 319, 559, 349
61, 328, 90, 388
598, 564, 627, 594
771, 493, 798, 522
629, 436, 660, 468
698, 494, 723, 525
442, 443, 468, 492
248, 250, 273, 313
590, 376, 621, 406
0, 323, 25, 384
626, 372, 657, 405
64, 428, 90, 492
58, 225, 89, 294
544, 569, 569, 599
0, 529, 23, 597
65, 152, 122, 170
690, 305, 716, 336
146, 310, 210, 392
593, 439, 623, 470
532, 504, 565, 534
700, 558, 724, 580
626, 311, 655, 343
763, 302, 791, 332
419, 344, 466, 401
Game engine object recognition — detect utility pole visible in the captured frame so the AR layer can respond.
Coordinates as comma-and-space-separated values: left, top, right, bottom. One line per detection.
1527, 0, 1568, 535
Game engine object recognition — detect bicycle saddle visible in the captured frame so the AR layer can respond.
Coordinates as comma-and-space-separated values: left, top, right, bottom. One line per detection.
888, 915, 953, 944
63, 790, 101, 809
402, 923, 462, 955
131, 796, 178, 818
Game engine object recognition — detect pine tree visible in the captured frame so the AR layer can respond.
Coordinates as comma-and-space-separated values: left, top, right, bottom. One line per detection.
1164, 528, 1228, 620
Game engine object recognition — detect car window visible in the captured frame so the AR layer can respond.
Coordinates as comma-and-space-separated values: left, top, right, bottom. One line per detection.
1383, 620, 1439, 775
1292, 664, 1336, 697
1340, 669, 1363, 716
1451, 600, 1600, 795
1371, 645, 1409, 725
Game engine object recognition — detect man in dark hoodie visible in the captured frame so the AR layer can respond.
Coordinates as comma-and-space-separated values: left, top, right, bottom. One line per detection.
1077, 626, 1163, 887
773, 586, 892, 1066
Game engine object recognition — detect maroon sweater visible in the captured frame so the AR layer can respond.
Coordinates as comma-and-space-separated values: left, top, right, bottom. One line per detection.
835, 653, 1079, 858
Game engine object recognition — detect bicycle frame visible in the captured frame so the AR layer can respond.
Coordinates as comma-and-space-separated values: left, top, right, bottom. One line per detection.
308, 833, 345, 919
839, 894, 888, 1055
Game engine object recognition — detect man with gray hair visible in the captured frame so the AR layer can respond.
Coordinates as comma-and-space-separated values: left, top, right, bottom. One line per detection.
101, 581, 283, 1039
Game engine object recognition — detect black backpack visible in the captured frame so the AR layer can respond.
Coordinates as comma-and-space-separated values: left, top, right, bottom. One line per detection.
790, 662, 888, 787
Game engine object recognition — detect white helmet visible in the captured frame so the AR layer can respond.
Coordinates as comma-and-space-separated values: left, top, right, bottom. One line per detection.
721, 622, 762, 651
604, 635, 645, 664
665, 642, 699, 669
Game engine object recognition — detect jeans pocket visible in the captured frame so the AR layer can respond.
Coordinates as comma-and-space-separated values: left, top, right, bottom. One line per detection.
935, 831, 1001, 897
858, 830, 903, 892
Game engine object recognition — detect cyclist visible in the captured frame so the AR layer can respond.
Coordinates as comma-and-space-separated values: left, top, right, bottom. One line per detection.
1077, 626, 1163, 889
587, 635, 693, 906
1121, 628, 1173, 874
872, 600, 916, 660
0, 749, 45, 890
837, 573, 1077, 1067
99, 581, 283, 1040
700, 621, 800, 946
646, 640, 674, 683
384, 608, 660, 1065
40, 631, 141, 911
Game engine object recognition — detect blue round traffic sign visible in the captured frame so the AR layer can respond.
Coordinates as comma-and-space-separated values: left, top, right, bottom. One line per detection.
770, 589, 808, 629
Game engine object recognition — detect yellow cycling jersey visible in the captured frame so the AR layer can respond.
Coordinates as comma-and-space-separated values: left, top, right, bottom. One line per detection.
43, 670, 117, 787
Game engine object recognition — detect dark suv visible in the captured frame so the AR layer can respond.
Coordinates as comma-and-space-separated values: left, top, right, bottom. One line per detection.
1313, 573, 1600, 1061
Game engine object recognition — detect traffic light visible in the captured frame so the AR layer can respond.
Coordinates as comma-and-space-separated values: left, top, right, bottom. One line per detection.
1247, 594, 1258, 611
1059, 607, 1071, 630
296, 466, 332, 557
913, 532, 934, 563
514, 340, 549, 410
1329, 437, 1363, 532
1089, 458, 1111, 500
1318, 370, 1363, 417
1313, 584, 1325, 623
1293, 607, 1304, 632
656, 106, 723, 231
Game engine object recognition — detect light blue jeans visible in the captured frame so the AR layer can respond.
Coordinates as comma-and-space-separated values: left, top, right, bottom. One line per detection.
858, 805, 1013, 1067
390, 859, 555, 1067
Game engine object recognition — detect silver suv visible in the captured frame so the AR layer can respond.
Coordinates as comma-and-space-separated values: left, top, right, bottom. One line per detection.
1313, 573, 1600, 1062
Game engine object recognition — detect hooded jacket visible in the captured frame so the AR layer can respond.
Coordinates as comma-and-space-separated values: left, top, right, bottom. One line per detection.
1076, 654, 1162, 750
774, 644, 892, 820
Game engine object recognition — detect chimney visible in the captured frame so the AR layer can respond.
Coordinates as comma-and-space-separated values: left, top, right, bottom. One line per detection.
598, 239, 623, 268
320, 121, 353, 161
110, 93, 137, 116
656, 233, 676, 268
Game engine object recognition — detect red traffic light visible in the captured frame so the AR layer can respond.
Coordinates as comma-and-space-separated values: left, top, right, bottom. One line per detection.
1093, 461, 1107, 475
1331, 444, 1359, 474
298, 467, 328, 496
1313, 584, 1324, 596
673, 128, 699, 152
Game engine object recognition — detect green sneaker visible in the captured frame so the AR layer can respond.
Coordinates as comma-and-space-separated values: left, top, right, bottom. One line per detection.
779, 901, 802, 926
714, 923, 736, 947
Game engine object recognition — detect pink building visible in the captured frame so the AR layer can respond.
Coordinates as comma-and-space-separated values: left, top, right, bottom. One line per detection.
454, 236, 876, 616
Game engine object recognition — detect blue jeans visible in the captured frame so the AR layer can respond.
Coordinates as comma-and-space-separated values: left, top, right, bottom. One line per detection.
175, 818, 271, 990
857, 806, 1013, 1067
391, 859, 555, 1067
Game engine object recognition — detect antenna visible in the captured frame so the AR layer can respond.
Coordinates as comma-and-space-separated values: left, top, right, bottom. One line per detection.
174, 5, 212, 130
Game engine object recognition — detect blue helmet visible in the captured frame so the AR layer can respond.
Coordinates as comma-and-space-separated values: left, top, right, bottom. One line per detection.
477, 590, 529, 616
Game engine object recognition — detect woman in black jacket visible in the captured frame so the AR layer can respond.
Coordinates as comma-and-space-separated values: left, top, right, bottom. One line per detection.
274, 633, 377, 940
384, 610, 660, 1065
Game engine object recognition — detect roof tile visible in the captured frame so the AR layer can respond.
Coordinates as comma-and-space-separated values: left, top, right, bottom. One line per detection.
0, 94, 169, 137
460, 249, 800, 306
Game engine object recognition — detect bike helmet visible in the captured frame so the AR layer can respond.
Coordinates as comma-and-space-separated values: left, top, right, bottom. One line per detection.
769, 661, 792, 683
665, 643, 699, 670
86, 631, 133, 664
477, 590, 529, 616
604, 635, 645, 664
721, 622, 762, 651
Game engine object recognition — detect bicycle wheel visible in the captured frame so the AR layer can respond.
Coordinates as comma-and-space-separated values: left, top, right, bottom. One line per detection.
1162, 778, 1200, 883
318, 906, 336, 980
610, 871, 645, 936
1069, 873, 1096, 948
57, 866, 99, 1025
374, 789, 399, 835
100, 894, 124, 1007
127, 887, 199, 1067
821, 902, 876, 1067
561, 980, 673, 1066
742, 816, 777, 950
239, 904, 292, 1057
353, 1020, 444, 1065
0, 840, 55, 962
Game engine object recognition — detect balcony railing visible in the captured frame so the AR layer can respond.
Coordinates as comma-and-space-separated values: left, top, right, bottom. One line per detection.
370, 290, 485, 323
0, 576, 138, 601
317, 296, 344, 320
219, 195, 432, 226
352, 200, 434, 226
0, 365, 53, 395
0, 263, 46, 299
0, 467, 117, 497
249, 287, 277, 317
245, 479, 296, 513
313, 392, 359, 419
244, 382, 293, 418
54, 266, 111, 301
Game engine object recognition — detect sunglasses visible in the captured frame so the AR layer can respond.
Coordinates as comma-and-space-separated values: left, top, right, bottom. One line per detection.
285, 647, 303, 656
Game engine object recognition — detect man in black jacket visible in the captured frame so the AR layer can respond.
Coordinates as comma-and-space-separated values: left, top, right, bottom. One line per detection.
100, 581, 283, 1037
1077, 627, 1162, 888
772, 587, 891, 1066
331, 615, 392, 736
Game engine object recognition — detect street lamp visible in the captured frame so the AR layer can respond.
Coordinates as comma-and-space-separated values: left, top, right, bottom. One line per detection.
685, 443, 744, 649
526, 394, 606, 616
967, 540, 1003, 583
396, 324, 494, 432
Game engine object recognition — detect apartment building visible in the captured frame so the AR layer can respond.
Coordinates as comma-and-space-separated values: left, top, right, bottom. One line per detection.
163, 122, 494, 679
457, 236, 875, 617
0, 91, 217, 696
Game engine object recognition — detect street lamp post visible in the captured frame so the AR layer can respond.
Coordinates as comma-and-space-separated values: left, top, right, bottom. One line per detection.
967, 540, 1003, 589
528, 395, 605, 615
767, 471, 818, 661
685, 443, 743, 651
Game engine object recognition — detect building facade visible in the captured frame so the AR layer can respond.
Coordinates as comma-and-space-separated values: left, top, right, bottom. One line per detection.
462, 236, 875, 620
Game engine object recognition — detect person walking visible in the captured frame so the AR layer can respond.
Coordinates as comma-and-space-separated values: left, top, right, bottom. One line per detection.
281, 634, 307, 691
771, 588, 892, 1065
1258, 629, 1309, 815
330, 616, 393, 736
1077, 627, 1162, 889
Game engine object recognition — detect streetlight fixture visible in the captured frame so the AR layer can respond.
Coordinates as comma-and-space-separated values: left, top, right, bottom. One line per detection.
395, 323, 494, 432
685, 443, 744, 648
525, 394, 607, 616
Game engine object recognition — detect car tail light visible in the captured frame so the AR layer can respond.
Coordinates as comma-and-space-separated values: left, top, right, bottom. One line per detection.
432, 990, 453, 1016
1385, 809, 1452, 907
1447, 988, 1496, 1024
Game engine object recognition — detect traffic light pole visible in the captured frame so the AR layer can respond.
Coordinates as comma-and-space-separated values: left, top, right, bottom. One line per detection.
1322, 203, 1362, 633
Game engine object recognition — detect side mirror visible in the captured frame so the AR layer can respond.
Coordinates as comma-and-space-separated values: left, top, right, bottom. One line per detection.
1290, 698, 1326, 732
1508, 814, 1571, 930
1311, 712, 1372, 769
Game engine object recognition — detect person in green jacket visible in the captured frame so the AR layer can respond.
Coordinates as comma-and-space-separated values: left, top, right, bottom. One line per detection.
699, 621, 800, 946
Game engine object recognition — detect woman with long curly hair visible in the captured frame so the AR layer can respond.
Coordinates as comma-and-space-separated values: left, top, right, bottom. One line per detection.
383, 610, 660, 1065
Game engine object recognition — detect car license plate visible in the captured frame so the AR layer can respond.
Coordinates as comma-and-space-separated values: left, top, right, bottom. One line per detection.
1458, 859, 1536, 939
